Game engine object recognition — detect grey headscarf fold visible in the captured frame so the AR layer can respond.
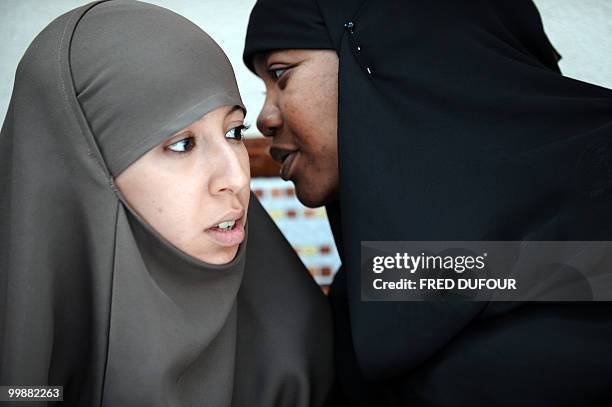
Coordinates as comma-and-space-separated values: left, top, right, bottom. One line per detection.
71, 0, 245, 176
0, 1, 333, 406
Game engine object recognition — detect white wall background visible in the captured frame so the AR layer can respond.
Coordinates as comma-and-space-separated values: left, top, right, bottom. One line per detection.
535, 0, 612, 89
1, 0, 611, 129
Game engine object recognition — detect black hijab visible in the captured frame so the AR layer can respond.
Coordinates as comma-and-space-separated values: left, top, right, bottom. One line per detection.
245, 0, 612, 405
1, 1, 333, 405
244, 0, 333, 72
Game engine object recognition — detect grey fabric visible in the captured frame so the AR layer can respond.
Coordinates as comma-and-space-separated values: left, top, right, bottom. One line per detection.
0, 1, 333, 406
72, 0, 245, 176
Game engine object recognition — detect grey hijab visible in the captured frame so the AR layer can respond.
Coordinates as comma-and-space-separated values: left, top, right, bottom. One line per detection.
0, 1, 333, 406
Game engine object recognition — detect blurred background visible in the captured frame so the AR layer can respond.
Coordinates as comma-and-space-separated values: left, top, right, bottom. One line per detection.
1, 0, 611, 290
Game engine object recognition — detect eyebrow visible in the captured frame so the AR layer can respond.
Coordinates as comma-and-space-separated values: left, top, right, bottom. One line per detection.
262, 50, 291, 67
227, 105, 245, 119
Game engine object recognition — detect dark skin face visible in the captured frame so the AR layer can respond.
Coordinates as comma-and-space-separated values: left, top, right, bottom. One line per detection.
253, 49, 339, 208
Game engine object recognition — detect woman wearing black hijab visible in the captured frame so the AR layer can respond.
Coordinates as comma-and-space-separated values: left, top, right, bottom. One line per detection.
244, 0, 612, 405
0, 1, 333, 405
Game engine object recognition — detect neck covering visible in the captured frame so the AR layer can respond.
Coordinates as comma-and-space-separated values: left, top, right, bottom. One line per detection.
245, 0, 612, 405
243, 0, 333, 73
1, 1, 333, 406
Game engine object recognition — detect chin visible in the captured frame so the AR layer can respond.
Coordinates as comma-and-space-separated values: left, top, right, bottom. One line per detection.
196, 247, 238, 265
295, 184, 334, 208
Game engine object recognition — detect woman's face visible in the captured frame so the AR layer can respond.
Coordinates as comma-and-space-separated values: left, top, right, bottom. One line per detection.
115, 105, 250, 265
253, 49, 339, 208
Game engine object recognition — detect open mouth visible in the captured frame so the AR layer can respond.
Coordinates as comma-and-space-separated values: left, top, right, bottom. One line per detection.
205, 216, 245, 246
211, 219, 238, 231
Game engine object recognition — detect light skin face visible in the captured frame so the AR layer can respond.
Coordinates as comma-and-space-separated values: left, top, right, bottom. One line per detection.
254, 49, 339, 208
115, 105, 250, 265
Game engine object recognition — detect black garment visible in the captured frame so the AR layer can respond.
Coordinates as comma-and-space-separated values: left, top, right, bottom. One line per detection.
244, 0, 333, 71
245, 0, 612, 405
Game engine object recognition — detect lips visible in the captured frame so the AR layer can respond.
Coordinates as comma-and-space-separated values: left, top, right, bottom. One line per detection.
206, 210, 245, 231
269, 146, 298, 180
269, 146, 296, 162
205, 214, 245, 247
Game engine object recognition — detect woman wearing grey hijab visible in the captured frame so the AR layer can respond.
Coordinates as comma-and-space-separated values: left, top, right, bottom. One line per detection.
0, 1, 333, 406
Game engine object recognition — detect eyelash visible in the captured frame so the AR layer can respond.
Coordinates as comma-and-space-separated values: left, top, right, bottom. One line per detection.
225, 124, 250, 142
165, 124, 250, 154
269, 67, 290, 81
166, 137, 195, 154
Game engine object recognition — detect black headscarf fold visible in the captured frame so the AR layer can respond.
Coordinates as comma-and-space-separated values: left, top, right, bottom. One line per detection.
245, 0, 612, 405
243, 0, 333, 72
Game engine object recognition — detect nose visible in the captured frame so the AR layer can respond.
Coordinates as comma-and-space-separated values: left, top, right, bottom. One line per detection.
256, 102, 282, 137
209, 140, 249, 197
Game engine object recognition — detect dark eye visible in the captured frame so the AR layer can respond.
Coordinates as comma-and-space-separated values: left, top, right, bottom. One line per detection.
166, 136, 195, 153
225, 125, 249, 142
270, 67, 288, 80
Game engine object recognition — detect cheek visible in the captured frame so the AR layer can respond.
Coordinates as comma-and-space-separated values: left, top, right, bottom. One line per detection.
118, 162, 206, 243
237, 146, 251, 206
238, 145, 251, 179
282, 73, 338, 155
151, 176, 206, 243
284, 110, 337, 174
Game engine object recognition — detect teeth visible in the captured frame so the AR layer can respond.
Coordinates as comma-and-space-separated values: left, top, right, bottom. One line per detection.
216, 220, 236, 230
